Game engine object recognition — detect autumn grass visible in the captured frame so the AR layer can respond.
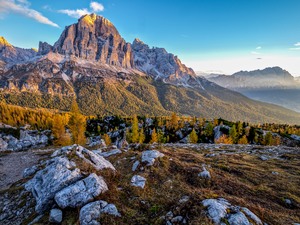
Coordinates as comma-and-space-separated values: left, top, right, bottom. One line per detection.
13, 144, 300, 225
94, 145, 300, 225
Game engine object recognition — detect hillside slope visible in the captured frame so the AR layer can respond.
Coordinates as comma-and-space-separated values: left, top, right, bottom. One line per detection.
0, 15, 300, 124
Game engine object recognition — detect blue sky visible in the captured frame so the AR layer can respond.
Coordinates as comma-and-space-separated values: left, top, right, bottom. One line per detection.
0, 0, 300, 75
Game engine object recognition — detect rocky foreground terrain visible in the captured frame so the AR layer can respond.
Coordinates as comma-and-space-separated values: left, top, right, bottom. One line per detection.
0, 142, 299, 225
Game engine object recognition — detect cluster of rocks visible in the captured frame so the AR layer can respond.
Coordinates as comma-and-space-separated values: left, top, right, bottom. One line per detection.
202, 198, 263, 225
0, 188, 36, 224
162, 195, 190, 225
130, 150, 165, 189
23, 145, 120, 224
0, 128, 50, 152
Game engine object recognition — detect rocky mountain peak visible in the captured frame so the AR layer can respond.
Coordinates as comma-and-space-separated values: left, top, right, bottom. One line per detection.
0, 36, 12, 48
53, 14, 133, 68
233, 66, 293, 79
79, 13, 98, 26
0, 36, 37, 65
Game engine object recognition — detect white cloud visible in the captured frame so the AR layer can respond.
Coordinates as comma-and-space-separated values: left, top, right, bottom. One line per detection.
90, 2, 104, 12
58, 8, 90, 19
0, 0, 59, 28
289, 42, 300, 50
58, 1, 104, 19
256, 46, 262, 50
251, 51, 261, 55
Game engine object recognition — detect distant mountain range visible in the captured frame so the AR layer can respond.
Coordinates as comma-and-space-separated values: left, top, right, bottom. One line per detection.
207, 67, 300, 112
1, 14, 300, 124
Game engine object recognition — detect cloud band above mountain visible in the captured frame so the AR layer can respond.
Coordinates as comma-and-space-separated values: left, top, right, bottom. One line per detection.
58, 2, 104, 19
0, 0, 59, 28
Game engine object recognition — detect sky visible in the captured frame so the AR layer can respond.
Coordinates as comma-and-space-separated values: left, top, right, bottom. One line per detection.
0, 0, 300, 76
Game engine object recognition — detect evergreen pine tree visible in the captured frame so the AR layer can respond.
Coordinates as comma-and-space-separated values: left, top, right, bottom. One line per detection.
229, 125, 238, 143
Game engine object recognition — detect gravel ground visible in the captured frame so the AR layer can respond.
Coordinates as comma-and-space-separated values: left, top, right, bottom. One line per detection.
0, 149, 55, 191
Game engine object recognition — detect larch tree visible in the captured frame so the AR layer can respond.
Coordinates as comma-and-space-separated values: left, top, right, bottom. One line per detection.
138, 128, 145, 144
52, 114, 71, 146
131, 115, 139, 143
103, 133, 112, 146
68, 100, 86, 145
150, 128, 158, 143
169, 112, 179, 130
189, 128, 198, 143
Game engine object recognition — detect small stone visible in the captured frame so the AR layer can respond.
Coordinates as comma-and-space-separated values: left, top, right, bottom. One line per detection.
179, 196, 190, 204
141, 150, 164, 166
131, 175, 146, 188
132, 160, 140, 172
79, 200, 120, 225
198, 165, 211, 179
49, 208, 62, 223
165, 211, 174, 220
171, 216, 183, 223
285, 198, 292, 205
259, 155, 268, 161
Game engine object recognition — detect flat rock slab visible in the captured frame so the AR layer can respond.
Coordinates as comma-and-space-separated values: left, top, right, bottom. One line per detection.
55, 173, 108, 208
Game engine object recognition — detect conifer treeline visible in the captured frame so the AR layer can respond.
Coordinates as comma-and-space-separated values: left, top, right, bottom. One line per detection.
1, 101, 300, 147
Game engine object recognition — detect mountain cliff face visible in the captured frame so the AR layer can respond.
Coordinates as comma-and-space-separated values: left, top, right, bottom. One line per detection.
52, 14, 134, 68
1, 14, 300, 124
0, 36, 37, 66
132, 38, 195, 84
36, 14, 196, 84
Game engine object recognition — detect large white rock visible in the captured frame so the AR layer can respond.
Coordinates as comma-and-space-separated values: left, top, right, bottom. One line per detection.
227, 212, 250, 225
76, 145, 116, 171
80, 200, 120, 225
141, 150, 164, 166
25, 157, 82, 214
202, 198, 230, 224
55, 173, 108, 208
241, 208, 262, 225
131, 175, 146, 188
0, 137, 8, 151
202, 198, 263, 225
99, 149, 122, 158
